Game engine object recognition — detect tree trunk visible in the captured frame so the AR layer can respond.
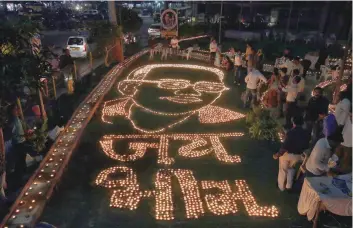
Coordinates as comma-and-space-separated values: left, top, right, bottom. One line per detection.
38, 88, 47, 121
0, 128, 4, 162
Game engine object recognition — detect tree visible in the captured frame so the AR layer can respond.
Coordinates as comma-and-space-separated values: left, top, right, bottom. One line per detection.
0, 18, 52, 155
0, 19, 52, 120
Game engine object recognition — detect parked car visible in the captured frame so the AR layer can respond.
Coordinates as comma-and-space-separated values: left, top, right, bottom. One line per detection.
82, 10, 103, 20
66, 36, 89, 58
148, 24, 161, 37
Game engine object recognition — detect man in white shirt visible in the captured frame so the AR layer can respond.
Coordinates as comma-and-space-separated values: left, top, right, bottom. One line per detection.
234, 49, 243, 85
243, 67, 267, 108
334, 91, 351, 126
334, 91, 352, 173
282, 76, 301, 129
305, 133, 343, 177
209, 38, 217, 64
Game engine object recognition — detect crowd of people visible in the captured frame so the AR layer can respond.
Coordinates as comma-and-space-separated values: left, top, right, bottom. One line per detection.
204, 38, 352, 197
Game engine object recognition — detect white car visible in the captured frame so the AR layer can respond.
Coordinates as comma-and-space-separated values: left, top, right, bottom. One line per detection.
148, 24, 161, 37
66, 36, 89, 58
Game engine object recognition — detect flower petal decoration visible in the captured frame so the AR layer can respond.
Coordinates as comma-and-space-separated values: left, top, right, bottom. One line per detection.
198, 105, 245, 124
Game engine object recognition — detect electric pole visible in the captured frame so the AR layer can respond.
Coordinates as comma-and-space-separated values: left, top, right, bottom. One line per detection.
218, 1, 223, 44
285, 1, 293, 43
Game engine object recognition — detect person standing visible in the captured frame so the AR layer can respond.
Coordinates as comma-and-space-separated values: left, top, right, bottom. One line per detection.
209, 38, 218, 64
234, 49, 243, 85
305, 87, 329, 135
273, 116, 310, 191
214, 47, 221, 68
334, 91, 351, 128
8, 104, 28, 182
264, 68, 280, 111
335, 108, 352, 173
161, 41, 169, 61
243, 67, 268, 108
59, 49, 74, 70
278, 68, 289, 117
256, 49, 264, 71
282, 76, 301, 129
334, 91, 352, 173
245, 43, 255, 73
170, 36, 179, 56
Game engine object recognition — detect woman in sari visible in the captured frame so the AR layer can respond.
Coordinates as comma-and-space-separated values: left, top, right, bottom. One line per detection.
263, 68, 280, 115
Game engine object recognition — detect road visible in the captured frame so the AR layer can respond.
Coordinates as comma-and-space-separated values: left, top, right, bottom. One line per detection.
40, 16, 153, 79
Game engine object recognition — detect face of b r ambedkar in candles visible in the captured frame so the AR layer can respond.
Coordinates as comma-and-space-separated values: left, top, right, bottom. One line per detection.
118, 65, 229, 114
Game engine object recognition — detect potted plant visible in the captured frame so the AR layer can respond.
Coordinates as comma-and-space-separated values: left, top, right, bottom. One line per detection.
246, 107, 280, 141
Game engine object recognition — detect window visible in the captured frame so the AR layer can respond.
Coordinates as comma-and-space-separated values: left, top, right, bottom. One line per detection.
68, 38, 83, 45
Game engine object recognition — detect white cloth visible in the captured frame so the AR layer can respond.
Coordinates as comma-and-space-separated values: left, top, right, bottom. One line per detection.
214, 52, 221, 67
234, 54, 242, 66
342, 116, 352, 147
209, 42, 217, 53
282, 83, 299, 102
170, 38, 178, 48
48, 126, 64, 141
334, 98, 351, 126
298, 173, 352, 221
305, 138, 332, 176
278, 153, 302, 191
244, 70, 267, 90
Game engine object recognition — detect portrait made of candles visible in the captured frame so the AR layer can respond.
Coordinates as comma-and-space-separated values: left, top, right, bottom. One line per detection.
96, 64, 279, 221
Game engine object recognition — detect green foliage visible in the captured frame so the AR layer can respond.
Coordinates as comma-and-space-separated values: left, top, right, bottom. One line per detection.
246, 108, 280, 141
0, 19, 52, 128
0, 19, 52, 94
27, 119, 48, 153
117, 6, 142, 33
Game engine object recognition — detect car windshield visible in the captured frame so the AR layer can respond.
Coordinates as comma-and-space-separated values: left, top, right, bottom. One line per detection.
150, 25, 160, 29
68, 38, 83, 45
